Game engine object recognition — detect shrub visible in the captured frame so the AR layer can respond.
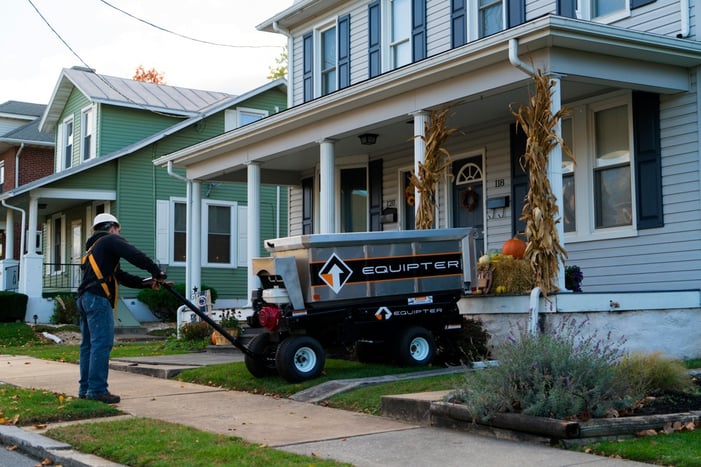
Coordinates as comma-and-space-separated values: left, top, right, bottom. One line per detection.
617, 352, 694, 395
51, 294, 80, 325
453, 317, 640, 420
179, 321, 211, 342
0, 291, 28, 322
137, 284, 218, 322
451, 317, 491, 363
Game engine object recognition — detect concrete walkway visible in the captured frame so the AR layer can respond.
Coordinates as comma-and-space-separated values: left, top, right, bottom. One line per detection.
0, 353, 653, 466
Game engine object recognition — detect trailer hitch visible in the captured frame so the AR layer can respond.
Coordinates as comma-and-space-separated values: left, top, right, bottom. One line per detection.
160, 282, 257, 358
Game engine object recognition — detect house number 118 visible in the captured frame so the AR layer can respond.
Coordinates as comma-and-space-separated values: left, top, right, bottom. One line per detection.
494, 178, 505, 187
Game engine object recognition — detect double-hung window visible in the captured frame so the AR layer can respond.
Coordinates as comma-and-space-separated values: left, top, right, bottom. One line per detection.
476, 0, 503, 37
60, 117, 73, 170
81, 106, 95, 161
224, 108, 268, 131
320, 25, 337, 95
576, 0, 630, 21
389, 0, 411, 69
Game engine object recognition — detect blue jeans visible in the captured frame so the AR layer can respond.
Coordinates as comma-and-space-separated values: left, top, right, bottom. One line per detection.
77, 291, 115, 397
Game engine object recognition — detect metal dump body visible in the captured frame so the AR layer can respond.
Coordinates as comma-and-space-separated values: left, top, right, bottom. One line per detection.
257, 228, 475, 305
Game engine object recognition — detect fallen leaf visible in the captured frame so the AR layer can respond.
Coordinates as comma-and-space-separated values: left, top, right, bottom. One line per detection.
6, 445, 18, 451
33, 424, 48, 430
311, 452, 320, 457
636, 429, 657, 437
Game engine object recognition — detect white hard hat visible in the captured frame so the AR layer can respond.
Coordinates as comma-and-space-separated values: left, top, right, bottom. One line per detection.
93, 213, 120, 230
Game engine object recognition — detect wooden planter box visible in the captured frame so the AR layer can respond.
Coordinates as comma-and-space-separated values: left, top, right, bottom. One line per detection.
212, 328, 240, 345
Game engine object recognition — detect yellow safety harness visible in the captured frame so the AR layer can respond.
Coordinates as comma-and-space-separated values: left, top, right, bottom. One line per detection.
81, 236, 119, 312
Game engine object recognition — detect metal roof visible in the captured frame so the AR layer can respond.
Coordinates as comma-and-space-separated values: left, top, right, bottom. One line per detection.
40, 66, 232, 132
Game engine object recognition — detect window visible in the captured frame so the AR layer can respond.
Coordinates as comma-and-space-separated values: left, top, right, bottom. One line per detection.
593, 0, 626, 18
81, 107, 95, 161
389, 0, 411, 69
565, 94, 634, 239
477, 0, 503, 37
577, 0, 630, 21
321, 25, 337, 95
61, 117, 73, 170
561, 118, 575, 232
224, 108, 268, 131
206, 203, 232, 265
593, 104, 631, 228
49, 214, 65, 273
173, 201, 187, 262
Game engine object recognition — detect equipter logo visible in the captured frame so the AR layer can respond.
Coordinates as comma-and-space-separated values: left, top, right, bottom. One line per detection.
318, 253, 353, 293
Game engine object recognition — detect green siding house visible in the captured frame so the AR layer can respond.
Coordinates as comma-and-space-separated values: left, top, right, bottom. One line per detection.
0, 66, 288, 324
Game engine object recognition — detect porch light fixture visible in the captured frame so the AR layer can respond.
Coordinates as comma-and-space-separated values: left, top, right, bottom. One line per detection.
358, 133, 378, 145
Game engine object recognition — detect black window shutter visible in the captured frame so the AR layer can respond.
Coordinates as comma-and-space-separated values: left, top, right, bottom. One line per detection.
630, 0, 656, 9
368, 0, 381, 78
302, 177, 314, 234
557, 0, 577, 18
338, 14, 351, 89
451, 0, 466, 48
302, 32, 314, 102
412, 0, 427, 61
369, 159, 383, 232
633, 91, 663, 229
506, 0, 526, 28
510, 123, 528, 236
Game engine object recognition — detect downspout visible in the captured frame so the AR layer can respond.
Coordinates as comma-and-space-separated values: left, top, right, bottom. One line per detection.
167, 161, 192, 338
1, 199, 26, 263
678, 0, 690, 38
510, 38, 540, 335
14, 143, 25, 189
273, 21, 293, 106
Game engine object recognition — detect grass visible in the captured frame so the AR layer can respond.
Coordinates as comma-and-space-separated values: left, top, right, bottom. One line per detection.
176, 358, 445, 397
577, 431, 701, 467
46, 417, 348, 467
0, 385, 120, 426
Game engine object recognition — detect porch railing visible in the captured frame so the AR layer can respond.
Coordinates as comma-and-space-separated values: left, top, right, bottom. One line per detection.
42, 263, 82, 294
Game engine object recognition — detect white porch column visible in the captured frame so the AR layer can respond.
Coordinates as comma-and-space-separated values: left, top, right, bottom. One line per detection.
20, 196, 48, 320
190, 180, 202, 299
247, 162, 262, 300
4, 209, 14, 259
412, 111, 429, 219
319, 139, 335, 233
549, 76, 566, 292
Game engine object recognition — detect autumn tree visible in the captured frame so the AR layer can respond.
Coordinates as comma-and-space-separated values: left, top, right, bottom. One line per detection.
133, 65, 166, 84
267, 46, 288, 81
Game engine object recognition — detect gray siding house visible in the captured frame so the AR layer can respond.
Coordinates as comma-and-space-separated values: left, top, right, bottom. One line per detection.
156, 0, 701, 358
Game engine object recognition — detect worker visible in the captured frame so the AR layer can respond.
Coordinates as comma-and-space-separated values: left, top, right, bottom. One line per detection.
77, 213, 166, 404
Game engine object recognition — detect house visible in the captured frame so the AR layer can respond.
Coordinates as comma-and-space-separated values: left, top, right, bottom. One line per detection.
156, 0, 701, 359
0, 101, 55, 291
0, 67, 288, 323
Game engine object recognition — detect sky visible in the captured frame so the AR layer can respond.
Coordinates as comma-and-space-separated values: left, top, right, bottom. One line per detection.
0, 0, 293, 105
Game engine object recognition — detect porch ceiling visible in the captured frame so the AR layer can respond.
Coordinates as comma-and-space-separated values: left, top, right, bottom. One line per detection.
157, 15, 701, 186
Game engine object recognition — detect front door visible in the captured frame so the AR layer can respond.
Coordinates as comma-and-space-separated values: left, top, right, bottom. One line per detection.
453, 156, 485, 255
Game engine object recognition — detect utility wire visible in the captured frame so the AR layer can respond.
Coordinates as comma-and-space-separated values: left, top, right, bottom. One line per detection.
26, 0, 193, 118
98, 0, 281, 48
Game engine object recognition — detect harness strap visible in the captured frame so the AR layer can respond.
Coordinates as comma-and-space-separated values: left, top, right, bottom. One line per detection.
82, 236, 119, 312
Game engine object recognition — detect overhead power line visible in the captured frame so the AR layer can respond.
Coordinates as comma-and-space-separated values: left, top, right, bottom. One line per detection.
98, 0, 281, 48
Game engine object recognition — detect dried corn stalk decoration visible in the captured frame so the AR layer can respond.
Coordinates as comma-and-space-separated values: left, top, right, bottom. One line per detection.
409, 107, 459, 230
512, 70, 570, 296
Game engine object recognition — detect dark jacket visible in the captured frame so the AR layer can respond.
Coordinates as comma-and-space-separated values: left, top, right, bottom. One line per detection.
78, 231, 161, 307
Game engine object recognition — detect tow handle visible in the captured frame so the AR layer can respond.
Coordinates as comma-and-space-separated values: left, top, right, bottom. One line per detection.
160, 282, 257, 358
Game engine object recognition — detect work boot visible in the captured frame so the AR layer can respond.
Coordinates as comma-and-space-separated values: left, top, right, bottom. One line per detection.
87, 392, 120, 404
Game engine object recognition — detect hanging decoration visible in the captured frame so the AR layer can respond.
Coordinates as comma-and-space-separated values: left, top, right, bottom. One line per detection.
461, 187, 479, 212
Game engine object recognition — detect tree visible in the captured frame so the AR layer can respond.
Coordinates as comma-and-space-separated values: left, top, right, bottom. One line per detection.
267, 46, 288, 81
133, 65, 166, 84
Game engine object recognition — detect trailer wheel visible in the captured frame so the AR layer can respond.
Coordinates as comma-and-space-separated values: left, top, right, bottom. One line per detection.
275, 335, 325, 382
396, 326, 436, 366
244, 332, 278, 378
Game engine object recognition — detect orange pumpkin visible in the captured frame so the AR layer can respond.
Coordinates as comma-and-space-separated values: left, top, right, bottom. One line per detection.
502, 236, 526, 259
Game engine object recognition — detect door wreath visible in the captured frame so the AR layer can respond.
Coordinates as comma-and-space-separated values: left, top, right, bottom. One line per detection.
461, 187, 479, 212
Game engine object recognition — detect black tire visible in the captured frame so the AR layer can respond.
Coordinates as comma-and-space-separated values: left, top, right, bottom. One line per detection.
396, 326, 436, 366
244, 332, 278, 378
275, 335, 325, 382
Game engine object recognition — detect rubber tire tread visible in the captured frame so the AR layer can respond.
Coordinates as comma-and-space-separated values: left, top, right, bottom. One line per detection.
275, 335, 325, 382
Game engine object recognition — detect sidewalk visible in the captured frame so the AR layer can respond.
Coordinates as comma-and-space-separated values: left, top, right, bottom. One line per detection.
0, 352, 652, 466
